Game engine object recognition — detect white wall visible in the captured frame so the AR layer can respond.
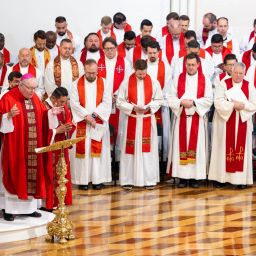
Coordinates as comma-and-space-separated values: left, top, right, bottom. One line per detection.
194, 0, 256, 41
0, 0, 170, 56
1, 0, 255, 57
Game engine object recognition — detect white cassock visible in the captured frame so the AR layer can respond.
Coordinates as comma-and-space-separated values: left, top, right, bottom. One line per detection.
113, 27, 125, 45
246, 65, 256, 85
208, 80, 256, 185
205, 34, 240, 56
44, 57, 84, 96
70, 77, 112, 185
147, 59, 172, 161
33, 48, 47, 75
240, 32, 256, 53
196, 27, 217, 48
47, 45, 59, 62
56, 32, 82, 59
117, 77, 163, 186
171, 52, 215, 82
103, 55, 132, 160
167, 72, 213, 179
0, 109, 57, 214
2, 64, 44, 99
84, 51, 101, 62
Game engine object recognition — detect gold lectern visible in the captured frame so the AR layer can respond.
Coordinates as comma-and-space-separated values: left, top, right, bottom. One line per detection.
35, 137, 84, 244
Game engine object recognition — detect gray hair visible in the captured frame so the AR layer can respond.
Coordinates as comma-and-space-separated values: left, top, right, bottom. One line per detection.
232, 62, 246, 72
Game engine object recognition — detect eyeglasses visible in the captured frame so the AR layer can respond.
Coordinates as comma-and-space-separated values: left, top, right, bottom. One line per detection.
104, 47, 116, 51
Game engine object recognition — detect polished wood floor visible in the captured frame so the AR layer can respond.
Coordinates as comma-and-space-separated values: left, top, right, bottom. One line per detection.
1, 181, 256, 256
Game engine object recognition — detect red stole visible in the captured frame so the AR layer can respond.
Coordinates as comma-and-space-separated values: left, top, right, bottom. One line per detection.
111, 23, 132, 35
117, 42, 127, 58
0, 87, 48, 200
126, 73, 153, 154
165, 33, 185, 64
219, 72, 227, 82
162, 26, 169, 36
249, 31, 256, 43
0, 65, 7, 86
242, 50, 252, 72
202, 28, 209, 45
44, 103, 75, 209
80, 48, 104, 65
12, 63, 37, 77
225, 78, 249, 172
226, 40, 233, 52
76, 76, 104, 158
135, 35, 156, 47
154, 60, 165, 125
178, 72, 205, 165
97, 55, 125, 140
205, 46, 231, 61
3, 48, 10, 64
97, 30, 116, 49
97, 55, 125, 93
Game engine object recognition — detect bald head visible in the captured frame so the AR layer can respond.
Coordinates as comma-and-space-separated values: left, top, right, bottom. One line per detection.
18, 48, 31, 67
169, 20, 181, 39
46, 31, 57, 49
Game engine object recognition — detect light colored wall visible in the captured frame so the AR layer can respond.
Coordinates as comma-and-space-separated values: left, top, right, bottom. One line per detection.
1, 0, 255, 56
194, 0, 256, 41
0, 0, 170, 56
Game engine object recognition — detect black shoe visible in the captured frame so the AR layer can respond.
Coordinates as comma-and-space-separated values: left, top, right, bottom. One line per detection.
237, 185, 247, 189
123, 185, 133, 190
93, 184, 102, 190
79, 185, 88, 190
177, 179, 187, 188
26, 211, 42, 218
190, 179, 199, 188
214, 181, 225, 188
2, 210, 14, 221
39, 207, 53, 213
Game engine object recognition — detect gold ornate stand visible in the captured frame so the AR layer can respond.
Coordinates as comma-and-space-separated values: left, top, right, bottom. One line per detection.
36, 137, 84, 244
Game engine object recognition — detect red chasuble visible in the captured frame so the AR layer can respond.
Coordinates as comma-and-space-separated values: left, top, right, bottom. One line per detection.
0, 65, 7, 86
165, 33, 185, 64
178, 72, 205, 165
75, 76, 104, 158
126, 73, 153, 154
12, 63, 37, 78
80, 48, 104, 65
225, 78, 249, 173
3, 48, 10, 64
44, 102, 75, 209
242, 50, 252, 72
97, 55, 125, 141
0, 87, 50, 200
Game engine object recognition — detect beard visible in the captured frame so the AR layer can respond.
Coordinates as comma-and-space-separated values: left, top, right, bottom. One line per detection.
88, 46, 99, 53
150, 57, 157, 63
58, 32, 66, 36
86, 76, 96, 83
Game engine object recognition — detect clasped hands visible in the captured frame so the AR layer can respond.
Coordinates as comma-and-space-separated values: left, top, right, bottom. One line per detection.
85, 113, 98, 128
232, 100, 245, 111
180, 99, 194, 108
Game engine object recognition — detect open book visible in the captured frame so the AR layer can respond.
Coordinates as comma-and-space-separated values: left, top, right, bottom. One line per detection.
225, 86, 249, 104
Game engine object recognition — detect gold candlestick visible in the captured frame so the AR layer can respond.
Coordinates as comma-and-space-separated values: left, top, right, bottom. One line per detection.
36, 137, 85, 244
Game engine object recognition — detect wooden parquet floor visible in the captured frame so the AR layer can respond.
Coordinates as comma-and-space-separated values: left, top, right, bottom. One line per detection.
1, 182, 256, 256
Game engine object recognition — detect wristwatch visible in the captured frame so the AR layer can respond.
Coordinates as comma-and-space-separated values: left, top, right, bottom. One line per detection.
91, 113, 97, 119
193, 100, 196, 107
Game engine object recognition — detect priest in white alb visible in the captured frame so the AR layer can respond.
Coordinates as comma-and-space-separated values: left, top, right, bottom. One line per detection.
167, 53, 213, 188
44, 38, 84, 97
208, 62, 256, 189
117, 59, 163, 190
70, 59, 112, 190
